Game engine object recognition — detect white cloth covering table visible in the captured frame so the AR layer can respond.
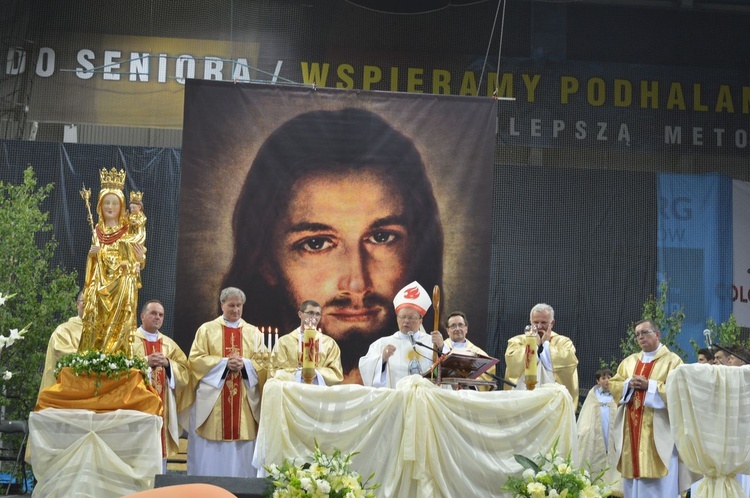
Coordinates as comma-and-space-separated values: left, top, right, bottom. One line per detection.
28, 408, 162, 498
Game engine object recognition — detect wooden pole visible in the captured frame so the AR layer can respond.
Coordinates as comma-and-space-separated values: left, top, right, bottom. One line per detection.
432, 285, 441, 371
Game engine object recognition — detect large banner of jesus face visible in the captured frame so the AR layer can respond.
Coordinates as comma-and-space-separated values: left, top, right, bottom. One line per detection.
175, 81, 495, 383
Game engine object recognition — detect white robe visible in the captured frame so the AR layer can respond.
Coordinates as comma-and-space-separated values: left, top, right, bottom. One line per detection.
359, 331, 436, 388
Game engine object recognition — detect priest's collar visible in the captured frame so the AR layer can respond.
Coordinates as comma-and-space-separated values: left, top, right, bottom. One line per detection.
641, 343, 662, 361
138, 326, 159, 342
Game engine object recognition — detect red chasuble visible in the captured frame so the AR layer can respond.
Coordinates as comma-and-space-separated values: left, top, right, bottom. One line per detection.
221, 325, 243, 440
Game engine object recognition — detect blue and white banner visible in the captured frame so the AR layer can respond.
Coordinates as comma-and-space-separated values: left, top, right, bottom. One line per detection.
658, 173, 733, 356
733, 180, 750, 327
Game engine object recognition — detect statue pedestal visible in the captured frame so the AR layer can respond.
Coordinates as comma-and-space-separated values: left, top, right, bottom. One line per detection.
30, 367, 164, 496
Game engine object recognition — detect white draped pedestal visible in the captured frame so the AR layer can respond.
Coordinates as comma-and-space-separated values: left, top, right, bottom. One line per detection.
253, 375, 577, 498
28, 408, 163, 498
666, 364, 750, 498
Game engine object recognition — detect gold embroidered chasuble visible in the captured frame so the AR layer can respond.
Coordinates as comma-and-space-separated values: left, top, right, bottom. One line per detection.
273, 329, 344, 386
188, 317, 267, 441
131, 329, 190, 457
38, 316, 82, 395
504, 331, 579, 406
609, 345, 683, 480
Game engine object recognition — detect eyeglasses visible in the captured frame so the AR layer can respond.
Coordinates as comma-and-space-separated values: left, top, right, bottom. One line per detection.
634, 330, 655, 338
302, 311, 322, 317
447, 324, 466, 330
397, 315, 421, 322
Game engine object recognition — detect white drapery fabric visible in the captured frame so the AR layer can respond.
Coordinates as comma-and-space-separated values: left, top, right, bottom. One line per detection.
667, 364, 750, 498
28, 408, 162, 498
253, 376, 576, 498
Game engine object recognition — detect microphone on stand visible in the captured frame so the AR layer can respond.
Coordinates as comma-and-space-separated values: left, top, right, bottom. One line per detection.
415, 340, 445, 357
407, 332, 416, 346
703, 328, 713, 347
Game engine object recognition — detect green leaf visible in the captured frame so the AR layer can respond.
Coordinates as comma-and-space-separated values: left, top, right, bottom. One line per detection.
513, 453, 541, 473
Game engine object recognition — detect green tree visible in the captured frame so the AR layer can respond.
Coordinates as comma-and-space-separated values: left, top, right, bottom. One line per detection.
0, 167, 78, 422
601, 280, 687, 371
690, 314, 749, 356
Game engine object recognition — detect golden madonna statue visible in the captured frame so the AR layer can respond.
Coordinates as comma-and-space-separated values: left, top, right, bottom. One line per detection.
78, 168, 147, 354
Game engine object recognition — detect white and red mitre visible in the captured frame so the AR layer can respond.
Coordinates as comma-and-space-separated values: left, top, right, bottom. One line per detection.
393, 281, 432, 317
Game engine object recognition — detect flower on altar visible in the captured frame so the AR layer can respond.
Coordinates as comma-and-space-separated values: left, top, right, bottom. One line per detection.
55, 349, 150, 388
264, 440, 380, 498
502, 439, 613, 498
0, 292, 31, 381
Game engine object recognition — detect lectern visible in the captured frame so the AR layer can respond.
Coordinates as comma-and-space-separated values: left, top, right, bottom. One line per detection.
424, 349, 499, 390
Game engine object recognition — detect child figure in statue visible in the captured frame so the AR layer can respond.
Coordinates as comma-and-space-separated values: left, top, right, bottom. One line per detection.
78, 168, 147, 354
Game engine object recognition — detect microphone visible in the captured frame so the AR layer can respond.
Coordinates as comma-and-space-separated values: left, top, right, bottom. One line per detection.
415, 340, 444, 356
407, 332, 415, 345
703, 328, 712, 347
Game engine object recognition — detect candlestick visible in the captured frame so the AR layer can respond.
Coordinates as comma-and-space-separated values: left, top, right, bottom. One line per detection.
524, 325, 538, 391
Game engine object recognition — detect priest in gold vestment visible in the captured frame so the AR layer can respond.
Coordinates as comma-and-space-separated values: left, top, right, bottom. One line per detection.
38, 292, 84, 396
131, 300, 190, 470
504, 303, 579, 406
272, 300, 343, 386
187, 287, 268, 477
609, 319, 695, 498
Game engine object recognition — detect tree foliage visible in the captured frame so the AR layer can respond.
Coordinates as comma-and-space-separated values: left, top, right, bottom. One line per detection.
690, 313, 749, 356
0, 167, 78, 420
601, 280, 687, 371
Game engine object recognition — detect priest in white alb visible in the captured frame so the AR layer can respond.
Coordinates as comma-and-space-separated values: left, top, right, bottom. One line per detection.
359, 281, 439, 388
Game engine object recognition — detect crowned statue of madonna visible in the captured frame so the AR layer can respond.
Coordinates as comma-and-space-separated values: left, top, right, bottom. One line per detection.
78, 167, 147, 354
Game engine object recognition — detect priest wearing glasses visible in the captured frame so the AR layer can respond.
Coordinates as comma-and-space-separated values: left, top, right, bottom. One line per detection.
272, 299, 343, 385
359, 281, 439, 388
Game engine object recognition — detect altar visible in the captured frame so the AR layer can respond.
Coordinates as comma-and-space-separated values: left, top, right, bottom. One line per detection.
253, 375, 577, 498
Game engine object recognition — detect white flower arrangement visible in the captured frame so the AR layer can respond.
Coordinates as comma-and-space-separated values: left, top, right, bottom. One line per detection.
264, 440, 380, 498
55, 349, 150, 389
0, 292, 31, 381
503, 439, 613, 498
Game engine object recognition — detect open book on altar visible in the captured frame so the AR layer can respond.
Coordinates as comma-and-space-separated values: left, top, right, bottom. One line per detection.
424, 348, 499, 381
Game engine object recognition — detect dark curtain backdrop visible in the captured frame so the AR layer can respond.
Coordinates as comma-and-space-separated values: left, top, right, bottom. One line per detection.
487, 163, 658, 389
0, 140, 181, 336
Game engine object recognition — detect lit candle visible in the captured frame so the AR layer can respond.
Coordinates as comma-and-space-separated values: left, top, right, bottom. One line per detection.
524, 325, 538, 391
275, 327, 279, 351
302, 325, 316, 384
267, 327, 272, 351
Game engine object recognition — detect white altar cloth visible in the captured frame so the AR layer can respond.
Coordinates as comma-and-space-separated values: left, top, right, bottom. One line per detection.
667, 364, 750, 498
28, 408, 162, 498
253, 375, 576, 498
